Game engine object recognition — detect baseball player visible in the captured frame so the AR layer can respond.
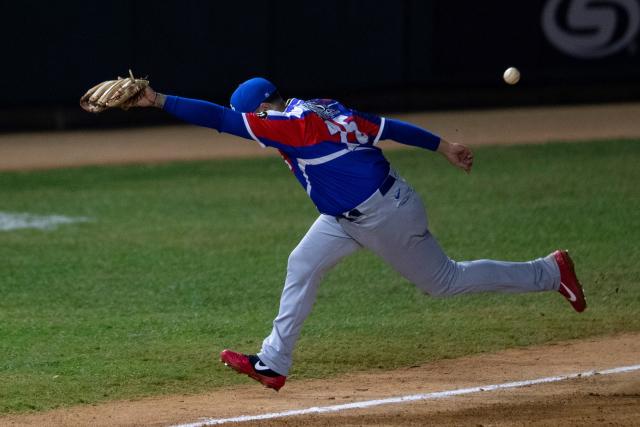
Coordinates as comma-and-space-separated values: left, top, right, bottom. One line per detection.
130, 77, 586, 392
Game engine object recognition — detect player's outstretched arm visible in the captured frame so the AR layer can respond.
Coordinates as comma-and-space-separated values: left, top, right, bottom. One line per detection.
131, 87, 256, 141
437, 139, 474, 173
380, 118, 441, 151
380, 118, 473, 173
135, 88, 307, 150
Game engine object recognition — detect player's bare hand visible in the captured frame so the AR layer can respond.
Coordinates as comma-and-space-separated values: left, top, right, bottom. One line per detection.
132, 87, 165, 108
437, 140, 474, 173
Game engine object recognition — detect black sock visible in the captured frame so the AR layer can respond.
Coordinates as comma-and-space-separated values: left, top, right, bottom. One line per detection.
247, 355, 283, 377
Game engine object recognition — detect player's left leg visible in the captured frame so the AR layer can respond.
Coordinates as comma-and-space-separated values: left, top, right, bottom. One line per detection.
257, 214, 361, 376
221, 215, 360, 390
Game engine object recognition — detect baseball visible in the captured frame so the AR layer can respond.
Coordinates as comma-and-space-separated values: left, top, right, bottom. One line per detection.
503, 67, 520, 85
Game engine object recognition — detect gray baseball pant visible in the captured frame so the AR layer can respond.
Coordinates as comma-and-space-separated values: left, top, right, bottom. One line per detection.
258, 172, 561, 375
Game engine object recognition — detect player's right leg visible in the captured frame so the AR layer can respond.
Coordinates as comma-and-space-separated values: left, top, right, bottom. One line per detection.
221, 214, 360, 388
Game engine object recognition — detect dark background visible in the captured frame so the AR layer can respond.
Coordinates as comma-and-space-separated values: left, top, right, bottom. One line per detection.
2, 0, 640, 131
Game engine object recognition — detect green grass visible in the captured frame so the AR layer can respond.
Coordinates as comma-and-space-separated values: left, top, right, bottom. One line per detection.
0, 139, 639, 413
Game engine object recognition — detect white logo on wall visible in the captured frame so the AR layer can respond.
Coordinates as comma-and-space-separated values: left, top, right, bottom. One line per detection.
542, 0, 640, 58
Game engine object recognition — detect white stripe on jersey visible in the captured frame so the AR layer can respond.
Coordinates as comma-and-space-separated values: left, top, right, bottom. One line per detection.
241, 113, 265, 147
373, 117, 386, 145
296, 146, 374, 195
298, 148, 350, 166
264, 109, 305, 119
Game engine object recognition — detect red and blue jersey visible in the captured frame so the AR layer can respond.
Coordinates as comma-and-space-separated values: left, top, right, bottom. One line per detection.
241, 98, 390, 215
163, 95, 440, 216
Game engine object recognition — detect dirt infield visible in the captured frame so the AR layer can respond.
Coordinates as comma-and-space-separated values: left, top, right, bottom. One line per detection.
1, 103, 639, 426
2, 102, 640, 171
2, 333, 639, 426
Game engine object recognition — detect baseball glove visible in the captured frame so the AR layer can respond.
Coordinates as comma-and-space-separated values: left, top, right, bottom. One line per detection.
80, 70, 149, 113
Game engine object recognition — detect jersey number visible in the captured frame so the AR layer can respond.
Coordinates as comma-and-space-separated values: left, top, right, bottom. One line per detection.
324, 115, 369, 144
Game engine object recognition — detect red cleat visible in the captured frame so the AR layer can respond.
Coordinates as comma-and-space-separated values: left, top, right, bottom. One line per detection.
553, 250, 587, 313
220, 349, 286, 391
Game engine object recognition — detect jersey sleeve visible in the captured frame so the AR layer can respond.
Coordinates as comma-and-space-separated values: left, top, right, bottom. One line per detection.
380, 118, 441, 151
242, 111, 308, 148
350, 110, 386, 145
163, 95, 253, 141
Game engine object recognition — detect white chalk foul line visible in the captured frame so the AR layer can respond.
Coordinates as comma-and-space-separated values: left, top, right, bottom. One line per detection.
172, 364, 640, 427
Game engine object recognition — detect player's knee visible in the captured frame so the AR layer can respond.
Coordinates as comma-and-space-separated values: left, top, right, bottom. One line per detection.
286, 247, 314, 276
415, 260, 457, 298
416, 280, 450, 298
